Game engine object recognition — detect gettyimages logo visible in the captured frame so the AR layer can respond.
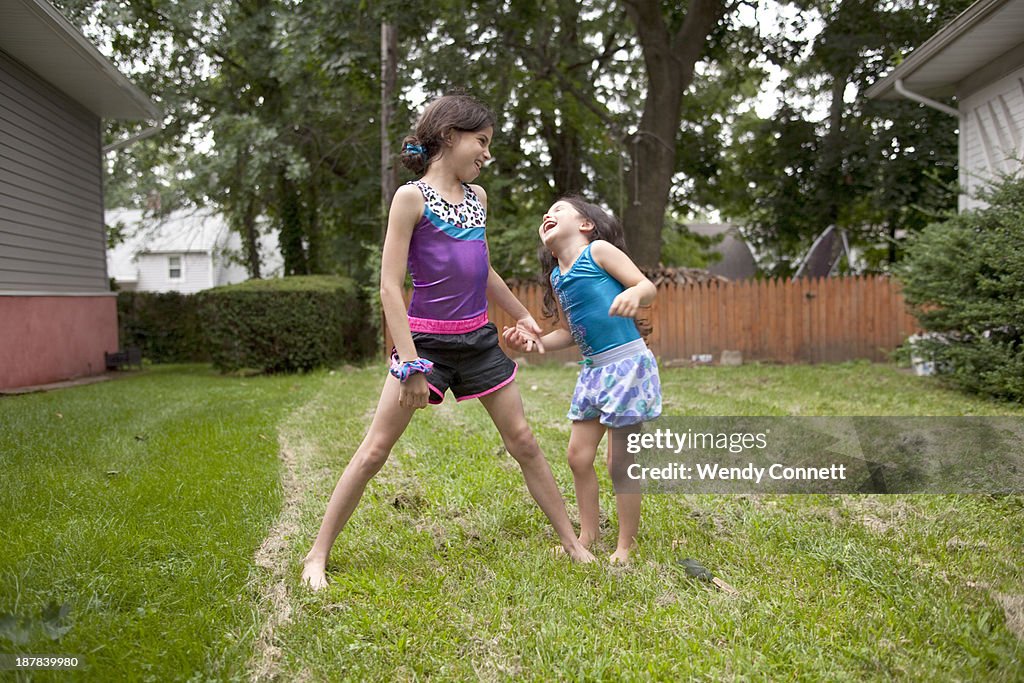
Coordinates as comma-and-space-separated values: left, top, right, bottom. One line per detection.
625, 428, 769, 455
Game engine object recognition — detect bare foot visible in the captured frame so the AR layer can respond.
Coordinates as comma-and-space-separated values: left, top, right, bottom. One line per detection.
301, 555, 329, 591
577, 533, 597, 549
564, 541, 597, 563
609, 547, 632, 565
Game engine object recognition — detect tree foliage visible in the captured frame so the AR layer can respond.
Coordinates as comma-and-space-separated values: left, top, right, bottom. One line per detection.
707, 0, 975, 276
58, 0, 976, 279
897, 173, 1024, 402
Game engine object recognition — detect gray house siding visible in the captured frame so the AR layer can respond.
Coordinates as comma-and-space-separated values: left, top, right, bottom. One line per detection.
0, 48, 108, 293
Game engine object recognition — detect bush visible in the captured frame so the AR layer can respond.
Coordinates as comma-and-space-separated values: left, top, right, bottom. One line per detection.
197, 276, 376, 374
118, 291, 209, 363
896, 173, 1024, 402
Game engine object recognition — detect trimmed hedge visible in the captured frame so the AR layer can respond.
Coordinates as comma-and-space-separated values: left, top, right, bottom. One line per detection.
117, 291, 209, 363
896, 173, 1024, 402
197, 276, 375, 373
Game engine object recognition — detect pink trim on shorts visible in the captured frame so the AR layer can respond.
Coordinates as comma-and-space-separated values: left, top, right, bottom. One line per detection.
408, 311, 488, 334
456, 362, 519, 402
427, 382, 444, 400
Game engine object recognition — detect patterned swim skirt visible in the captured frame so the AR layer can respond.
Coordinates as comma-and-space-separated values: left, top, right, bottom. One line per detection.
567, 338, 662, 428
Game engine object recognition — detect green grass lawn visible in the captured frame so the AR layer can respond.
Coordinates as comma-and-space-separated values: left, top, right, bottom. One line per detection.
1, 361, 1022, 681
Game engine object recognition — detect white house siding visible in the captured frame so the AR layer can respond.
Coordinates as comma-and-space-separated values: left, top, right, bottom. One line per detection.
213, 242, 251, 287
135, 251, 212, 293
0, 48, 107, 293
958, 64, 1024, 211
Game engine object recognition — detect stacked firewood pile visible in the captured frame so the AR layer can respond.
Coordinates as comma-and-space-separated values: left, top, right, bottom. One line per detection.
640, 265, 730, 286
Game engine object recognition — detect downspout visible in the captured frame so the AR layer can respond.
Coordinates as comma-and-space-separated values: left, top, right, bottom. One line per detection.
894, 78, 965, 212
102, 125, 162, 153
894, 78, 959, 118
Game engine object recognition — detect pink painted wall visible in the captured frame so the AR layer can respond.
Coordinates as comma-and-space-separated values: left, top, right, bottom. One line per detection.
0, 296, 119, 389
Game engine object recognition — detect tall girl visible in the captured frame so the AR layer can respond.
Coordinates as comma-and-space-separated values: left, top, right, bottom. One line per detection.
504, 197, 662, 564
302, 95, 596, 590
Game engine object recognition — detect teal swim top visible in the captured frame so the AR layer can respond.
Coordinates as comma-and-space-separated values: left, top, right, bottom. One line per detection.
551, 242, 641, 356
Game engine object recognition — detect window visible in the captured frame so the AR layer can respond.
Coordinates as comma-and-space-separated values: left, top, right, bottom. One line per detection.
168, 256, 182, 279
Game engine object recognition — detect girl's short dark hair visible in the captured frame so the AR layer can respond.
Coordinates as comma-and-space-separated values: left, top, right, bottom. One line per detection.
539, 196, 628, 323
400, 94, 496, 174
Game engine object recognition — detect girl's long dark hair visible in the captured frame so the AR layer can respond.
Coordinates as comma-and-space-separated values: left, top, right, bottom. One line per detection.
540, 196, 628, 324
400, 94, 496, 174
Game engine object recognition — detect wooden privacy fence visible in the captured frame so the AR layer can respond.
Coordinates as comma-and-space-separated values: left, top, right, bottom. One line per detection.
384, 275, 923, 365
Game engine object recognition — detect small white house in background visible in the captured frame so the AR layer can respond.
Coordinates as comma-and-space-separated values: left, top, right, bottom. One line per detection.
866, 0, 1024, 211
106, 208, 283, 293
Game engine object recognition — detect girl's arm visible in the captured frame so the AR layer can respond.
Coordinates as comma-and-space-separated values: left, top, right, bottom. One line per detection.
486, 262, 548, 353
504, 320, 576, 353
472, 183, 547, 352
590, 240, 657, 318
503, 296, 576, 353
380, 185, 424, 362
486, 267, 531, 320
381, 185, 431, 408
537, 327, 575, 352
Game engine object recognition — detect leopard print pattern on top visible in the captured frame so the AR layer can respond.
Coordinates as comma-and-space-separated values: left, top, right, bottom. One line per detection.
410, 180, 486, 229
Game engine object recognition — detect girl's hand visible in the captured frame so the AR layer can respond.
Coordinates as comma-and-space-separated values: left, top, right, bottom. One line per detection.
503, 324, 540, 353
515, 315, 546, 353
399, 373, 430, 409
609, 287, 644, 318
502, 326, 531, 352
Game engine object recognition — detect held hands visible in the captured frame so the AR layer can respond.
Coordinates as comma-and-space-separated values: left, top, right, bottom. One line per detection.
502, 326, 532, 352
608, 287, 645, 318
502, 315, 546, 354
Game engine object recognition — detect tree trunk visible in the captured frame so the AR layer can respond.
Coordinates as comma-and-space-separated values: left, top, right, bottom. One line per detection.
380, 21, 399, 241
819, 68, 850, 228
305, 174, 323, 273
621, 0, 726, 268
230, 146, 261, 280
888, 221, 898, 264
241, 194, 262, 279
622, 81, 683, 265
547, 1, 585, 198
540, 108, 586, 198
278, 169, 308, 276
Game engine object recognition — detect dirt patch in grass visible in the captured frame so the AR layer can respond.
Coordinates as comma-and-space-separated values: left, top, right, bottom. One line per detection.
247, 397, 322, 682
967, 581, 1024, 643
841, 496, 913, 534
994, 593, 1024, 642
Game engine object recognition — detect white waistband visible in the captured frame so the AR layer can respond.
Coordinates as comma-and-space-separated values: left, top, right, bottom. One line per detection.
583, 338, 649, 367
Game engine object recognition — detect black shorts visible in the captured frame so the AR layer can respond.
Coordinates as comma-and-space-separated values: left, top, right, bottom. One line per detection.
390, 322, 518, 404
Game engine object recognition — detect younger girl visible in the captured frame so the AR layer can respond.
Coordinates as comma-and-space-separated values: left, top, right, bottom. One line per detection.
504, 197, 661, 564
301, 95, 596, 590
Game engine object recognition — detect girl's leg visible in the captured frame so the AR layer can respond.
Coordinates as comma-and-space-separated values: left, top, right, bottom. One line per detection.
477, 381, 596, 563
301, 375, 418, 589
566, 419, 607, 548
607, 423, 642, 564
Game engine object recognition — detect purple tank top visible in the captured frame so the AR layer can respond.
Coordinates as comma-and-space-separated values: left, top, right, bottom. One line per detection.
405, 180, 490, 333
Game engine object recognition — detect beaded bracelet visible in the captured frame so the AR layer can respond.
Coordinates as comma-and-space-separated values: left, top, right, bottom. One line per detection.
389, 357, 434, 382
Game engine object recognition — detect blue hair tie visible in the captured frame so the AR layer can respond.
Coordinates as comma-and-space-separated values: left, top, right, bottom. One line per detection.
404, 143, 426, 156
390, 357, 434, 382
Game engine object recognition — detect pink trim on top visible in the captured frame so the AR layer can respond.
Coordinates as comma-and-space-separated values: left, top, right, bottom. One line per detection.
408, 311, 488, 334
457, 362, 519, 402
